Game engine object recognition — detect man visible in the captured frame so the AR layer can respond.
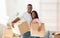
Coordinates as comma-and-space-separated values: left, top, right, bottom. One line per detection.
9, 4, 32, 38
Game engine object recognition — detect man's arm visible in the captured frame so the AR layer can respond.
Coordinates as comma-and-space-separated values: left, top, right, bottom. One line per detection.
12, 17, 20, 23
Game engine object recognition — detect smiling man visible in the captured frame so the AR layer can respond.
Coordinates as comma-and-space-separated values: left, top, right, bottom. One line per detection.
8, 4, 33, 38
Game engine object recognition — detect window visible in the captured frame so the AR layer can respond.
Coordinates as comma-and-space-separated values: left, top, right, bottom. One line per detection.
40, 0, 57, 31
57, 0, 60, 31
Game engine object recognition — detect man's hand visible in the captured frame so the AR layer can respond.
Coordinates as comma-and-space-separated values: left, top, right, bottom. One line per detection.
7, 17, 20, 28
11, 23, 14, 28
7, 22, 15, 28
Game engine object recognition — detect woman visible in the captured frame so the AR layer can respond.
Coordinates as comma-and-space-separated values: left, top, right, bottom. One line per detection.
31, 10, 42, 38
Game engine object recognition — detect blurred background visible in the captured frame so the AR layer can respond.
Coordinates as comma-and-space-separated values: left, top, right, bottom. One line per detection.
0, 0, 60, 38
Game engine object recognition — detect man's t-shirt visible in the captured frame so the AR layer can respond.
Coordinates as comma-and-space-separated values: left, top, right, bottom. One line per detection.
19, 12, 32, 26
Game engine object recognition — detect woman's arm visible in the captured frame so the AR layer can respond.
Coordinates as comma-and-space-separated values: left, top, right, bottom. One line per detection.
35, 19, 41, 26
35, 19, 42, 32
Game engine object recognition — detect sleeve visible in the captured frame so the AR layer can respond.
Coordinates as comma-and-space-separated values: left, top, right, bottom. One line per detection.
18, 13, 25, 20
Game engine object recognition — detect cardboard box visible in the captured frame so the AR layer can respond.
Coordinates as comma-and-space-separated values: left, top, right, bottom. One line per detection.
54, 34, 60, 38
30, 23, 45, 37
18, 21, 30, 35
54, 32, 60, 38
2, 28, 13, 38
2, 26, 20, 38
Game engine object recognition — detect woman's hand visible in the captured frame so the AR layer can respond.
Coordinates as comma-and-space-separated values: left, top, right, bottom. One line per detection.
38, 26, 41, 32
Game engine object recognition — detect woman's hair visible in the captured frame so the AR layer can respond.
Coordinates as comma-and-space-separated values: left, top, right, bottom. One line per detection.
31, 10, 39, 19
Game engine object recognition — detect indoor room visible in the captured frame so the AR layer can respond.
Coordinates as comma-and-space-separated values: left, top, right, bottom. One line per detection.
0, 0, 60, 38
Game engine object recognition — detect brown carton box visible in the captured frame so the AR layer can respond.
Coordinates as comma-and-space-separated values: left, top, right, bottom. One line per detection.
30, 23, 45, 37
54, 32, 60, 38
2, 28, 20, 38
54, 35, 60, 38
2, 28, 13, 38
18, 21, 30, 35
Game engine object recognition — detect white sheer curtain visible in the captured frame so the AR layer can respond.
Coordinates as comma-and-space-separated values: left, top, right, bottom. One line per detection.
40, 0, 57, 31
58, 0, 60, 31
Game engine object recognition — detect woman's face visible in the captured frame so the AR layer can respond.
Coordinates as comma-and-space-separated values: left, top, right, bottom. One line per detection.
32, 12, 36, 19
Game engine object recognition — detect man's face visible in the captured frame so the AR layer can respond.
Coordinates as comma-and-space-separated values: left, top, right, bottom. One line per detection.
27, 6, 32, 13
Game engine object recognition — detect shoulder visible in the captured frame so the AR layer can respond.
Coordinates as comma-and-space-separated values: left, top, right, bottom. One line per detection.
34, 18, 39, 21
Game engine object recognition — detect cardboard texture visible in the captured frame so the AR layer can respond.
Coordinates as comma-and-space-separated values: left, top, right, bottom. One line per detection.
18, 21, 30, 35
2, 25, 20, 38
30, 23, 45, 37
2, 28, 13, 38
54, 32, 60, 38
2, 28, 20, 38
54, 34, 60, 38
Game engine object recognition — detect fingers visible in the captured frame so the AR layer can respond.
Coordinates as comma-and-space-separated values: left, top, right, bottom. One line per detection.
7, 22, 14, 28
12, 23, 14, 28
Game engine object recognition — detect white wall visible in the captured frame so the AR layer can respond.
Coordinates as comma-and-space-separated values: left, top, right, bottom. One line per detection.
0, 0, 9, 26
6, 0, 17, 21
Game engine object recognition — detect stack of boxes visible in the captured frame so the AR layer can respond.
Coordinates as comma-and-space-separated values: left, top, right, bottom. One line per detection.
2, 23, 19, 38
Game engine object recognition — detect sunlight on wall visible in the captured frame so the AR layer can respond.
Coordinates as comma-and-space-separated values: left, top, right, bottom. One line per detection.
0, 0, 9, 26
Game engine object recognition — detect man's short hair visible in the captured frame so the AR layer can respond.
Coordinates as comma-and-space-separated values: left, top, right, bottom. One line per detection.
27, 4, 32, 7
